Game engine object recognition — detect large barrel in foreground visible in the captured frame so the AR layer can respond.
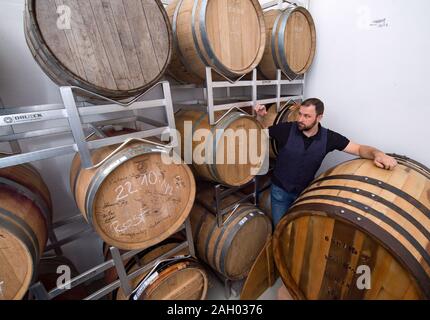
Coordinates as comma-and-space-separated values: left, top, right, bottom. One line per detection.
273, 156, 430, 300
258, 6, 316, 80
167, 0, 266, 83
25, 0, 172, 98
70, 141, 196, 251
175, 110, 268, 187
0, 164, 51, 300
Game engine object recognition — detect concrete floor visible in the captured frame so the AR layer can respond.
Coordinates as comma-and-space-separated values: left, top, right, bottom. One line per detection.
206, 273, 294, 301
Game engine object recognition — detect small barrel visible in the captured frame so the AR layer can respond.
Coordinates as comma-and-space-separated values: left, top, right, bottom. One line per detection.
258, 6, 316, 80
108, 242, 209, 300
36, 255, 88, 300
166, 0, 266, 83
191, 187, 272, 280
259, 103, 300, 158
24, 0, 172, 99
175, 110, 268, 187
70, 140, 196, 251
0, 164, 52, 300
273, 156, 430, 300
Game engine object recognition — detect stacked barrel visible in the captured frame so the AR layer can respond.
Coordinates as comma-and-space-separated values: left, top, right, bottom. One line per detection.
0, 164, 52, 300
25, 0, 173, 99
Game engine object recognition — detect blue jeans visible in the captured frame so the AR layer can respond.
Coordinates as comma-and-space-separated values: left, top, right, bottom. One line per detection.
271, 184, 299, 227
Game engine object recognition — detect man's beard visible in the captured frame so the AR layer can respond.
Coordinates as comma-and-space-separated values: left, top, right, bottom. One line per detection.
298, 119, 318, 132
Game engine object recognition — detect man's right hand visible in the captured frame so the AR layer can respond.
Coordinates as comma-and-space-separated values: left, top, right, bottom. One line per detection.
254, 104, 267, 117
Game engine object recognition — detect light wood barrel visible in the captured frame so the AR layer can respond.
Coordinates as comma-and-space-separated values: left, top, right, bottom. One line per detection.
70, 141, 196, 251
258, 6, 316, 80
191, 188, 272, 280
24, 0, 172, 99
112, 242, 208, 300
258, 103, 300, 158
273, 156, 430, 300
0, 164, 51, 300
175, 110, 268, 187
166, 0, 266, 83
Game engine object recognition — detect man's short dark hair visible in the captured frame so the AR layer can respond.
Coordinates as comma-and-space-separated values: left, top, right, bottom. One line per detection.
302, 98, 325, 115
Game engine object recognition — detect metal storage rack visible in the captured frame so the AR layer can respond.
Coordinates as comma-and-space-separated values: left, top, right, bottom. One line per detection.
172, 67, 305, 125
0, 82, 197, 300
0, 82, 178, 169
29, 220, 195, 300
195, 179, 258, 228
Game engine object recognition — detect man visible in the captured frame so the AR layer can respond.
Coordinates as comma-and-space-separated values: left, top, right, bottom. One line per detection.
255, 98, 398, 226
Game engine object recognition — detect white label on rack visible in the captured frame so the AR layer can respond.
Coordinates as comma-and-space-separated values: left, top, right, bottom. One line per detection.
262, 80, 273, 85
239, 217, 249, 226
103, 156, 128, 176
1, 113, 45, 125
133, 272, 159, 300
0, 281, 4, 298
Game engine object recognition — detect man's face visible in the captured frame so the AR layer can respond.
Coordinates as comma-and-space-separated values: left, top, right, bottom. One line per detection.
297, 105, 321, 131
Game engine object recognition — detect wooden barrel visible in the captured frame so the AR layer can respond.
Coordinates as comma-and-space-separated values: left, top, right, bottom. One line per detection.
70, 141, 196, 251
0, 164, 52, 300
191, 187, 272, 280
175, 110, 268, 187
242, 172, 273, 221
24, 0, 172, 99
102, 233, 187, 291
36, 255, 88, 300
110, 242, 208, 300
258, 6, 316, 80
273, 156, 430, 300
258, 187, 272, 221
258, 103, 300, 158
166, 0, 266, 83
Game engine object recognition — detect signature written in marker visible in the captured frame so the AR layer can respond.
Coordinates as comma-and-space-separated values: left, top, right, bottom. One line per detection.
110, 209, 150, 234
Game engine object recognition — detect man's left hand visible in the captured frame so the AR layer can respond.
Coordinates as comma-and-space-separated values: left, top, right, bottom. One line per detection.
374, 152, 398, 170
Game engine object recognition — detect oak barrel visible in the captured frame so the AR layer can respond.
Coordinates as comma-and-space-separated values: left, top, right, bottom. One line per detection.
24, 0, 172, 99
191, 187, 272, 280
175, 110, 268, 187
258, 103, 300, 158
166, 0, 266, 83
257, 187, 272, 221
0, 164, 52, 300
258, 6, 316, 80
273, 156, 430, 300
70, 141, 196, 251
108, 242, 209, 300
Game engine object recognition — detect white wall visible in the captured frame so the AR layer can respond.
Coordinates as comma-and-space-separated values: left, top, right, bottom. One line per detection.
0, 0, 61, 107
305, 0, 430, 173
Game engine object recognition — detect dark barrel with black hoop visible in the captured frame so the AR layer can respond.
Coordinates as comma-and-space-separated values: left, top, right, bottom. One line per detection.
190, 187, 272, 280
